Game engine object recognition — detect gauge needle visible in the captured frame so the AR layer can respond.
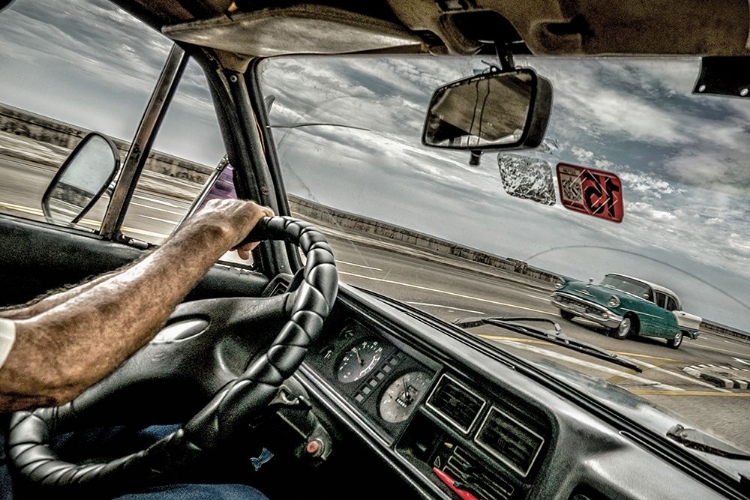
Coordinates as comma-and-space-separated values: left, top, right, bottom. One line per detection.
402, 388, 413, 403
354, 347, 364, 366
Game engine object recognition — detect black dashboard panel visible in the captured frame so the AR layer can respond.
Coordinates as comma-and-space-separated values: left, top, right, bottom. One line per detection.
302, 288, 554, 498
295, 283, 734, 500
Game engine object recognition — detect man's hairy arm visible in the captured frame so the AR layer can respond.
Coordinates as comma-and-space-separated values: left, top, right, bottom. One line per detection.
0, 271, 121, 320
0, 199, 273, 411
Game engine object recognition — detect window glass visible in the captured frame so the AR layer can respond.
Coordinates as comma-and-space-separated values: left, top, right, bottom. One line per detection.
666, 296, 678, 311
119, 59, 250, 266
0, 0, 170, 230
118, 59, 221, 245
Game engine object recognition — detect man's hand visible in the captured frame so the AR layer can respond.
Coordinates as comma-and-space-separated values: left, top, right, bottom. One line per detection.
183, 199, 274, 260
0, 198, 275, 410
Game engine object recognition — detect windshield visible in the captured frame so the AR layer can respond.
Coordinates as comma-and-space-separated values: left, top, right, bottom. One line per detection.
600, 275, 652, 299
256, 55, 750, 463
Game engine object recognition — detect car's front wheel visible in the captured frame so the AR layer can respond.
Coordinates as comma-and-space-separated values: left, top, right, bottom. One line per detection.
559, 309, 575, 321
611, 316, 635, 340
667, 331, 683, 349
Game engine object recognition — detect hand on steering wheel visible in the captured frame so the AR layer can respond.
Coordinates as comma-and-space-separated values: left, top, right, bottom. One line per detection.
8, 216, 338, 496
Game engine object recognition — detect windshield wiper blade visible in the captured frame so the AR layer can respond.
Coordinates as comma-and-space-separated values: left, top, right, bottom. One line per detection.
453, 316, 642, 373
667, 424, 750, 460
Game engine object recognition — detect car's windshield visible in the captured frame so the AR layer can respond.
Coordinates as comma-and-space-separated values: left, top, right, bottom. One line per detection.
257, 55, 750, 463
600, 275, 652, 299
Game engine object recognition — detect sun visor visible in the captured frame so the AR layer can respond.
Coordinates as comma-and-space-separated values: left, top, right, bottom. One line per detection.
162, 5, 425, 57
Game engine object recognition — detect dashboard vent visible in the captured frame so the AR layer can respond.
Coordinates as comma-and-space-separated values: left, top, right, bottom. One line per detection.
426, 374, 486, 433
475, 406, 545, 477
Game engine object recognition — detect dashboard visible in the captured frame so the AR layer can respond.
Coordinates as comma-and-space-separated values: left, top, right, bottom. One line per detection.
289, 282, 736, 500
300, 289, 553, 499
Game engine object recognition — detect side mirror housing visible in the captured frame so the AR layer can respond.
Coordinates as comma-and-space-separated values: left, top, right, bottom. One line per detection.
422, 68, 552, 151
41, 132, 120, 226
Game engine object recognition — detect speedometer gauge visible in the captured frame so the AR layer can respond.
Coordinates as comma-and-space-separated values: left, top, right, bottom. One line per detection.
379, 371, 432, 423
337, 339, 384, 383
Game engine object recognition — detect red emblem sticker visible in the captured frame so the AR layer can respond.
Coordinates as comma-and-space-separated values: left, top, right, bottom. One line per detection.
556, 163, 624, 222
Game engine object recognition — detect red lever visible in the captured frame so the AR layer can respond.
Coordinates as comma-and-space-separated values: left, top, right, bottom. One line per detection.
432, 467, 479, 500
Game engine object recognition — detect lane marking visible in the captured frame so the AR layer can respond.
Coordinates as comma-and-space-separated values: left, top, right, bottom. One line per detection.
131, 202, 185, 216
689, 342, 750, 356
339, 271, 554, 315
526, 293, 551, 302
136, 214, 180, 224
631, 389, 750, 397
483, 336, 677, 362
482, 335, 725, 391
0, 201, 40, 216
406, 302, 485, 315
121, 226, 169, 239
338, 261, 382, 271
0, 201, 169, 240
623, 356, 729, 392
481, 336, 684, 391
132, 193, 182, 208
610, 351, 677, 362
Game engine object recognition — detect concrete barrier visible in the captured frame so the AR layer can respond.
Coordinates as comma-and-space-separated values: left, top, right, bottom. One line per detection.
700, 321, 750, 342
0, 102, 213, 183
288, 194, 562, 285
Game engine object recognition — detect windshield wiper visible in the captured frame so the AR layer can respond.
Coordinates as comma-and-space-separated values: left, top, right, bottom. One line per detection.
452, 316, 642, 373
667, 424, 750, 460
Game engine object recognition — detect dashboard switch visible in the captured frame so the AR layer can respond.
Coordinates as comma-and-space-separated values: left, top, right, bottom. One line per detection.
305, 439, 323, 457
433, 467, 479, 500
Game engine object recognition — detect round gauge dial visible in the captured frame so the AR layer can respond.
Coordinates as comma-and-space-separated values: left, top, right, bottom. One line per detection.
379, 371, 432, 423
336, 339, 384, 383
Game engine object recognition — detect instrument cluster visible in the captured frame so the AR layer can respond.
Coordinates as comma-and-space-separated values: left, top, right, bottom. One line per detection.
306, 319, 435, 437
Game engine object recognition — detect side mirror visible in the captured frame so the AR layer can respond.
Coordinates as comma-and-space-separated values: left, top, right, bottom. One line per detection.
41, 132, 120, 226
422, 68, 552, 151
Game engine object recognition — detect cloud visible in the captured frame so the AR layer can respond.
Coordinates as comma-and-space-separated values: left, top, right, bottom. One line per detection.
570, 146, 594, 163
627, 202, 676, 221
619, 172, 675, 198
3, 4, 750, 330
0, 0, 226, 165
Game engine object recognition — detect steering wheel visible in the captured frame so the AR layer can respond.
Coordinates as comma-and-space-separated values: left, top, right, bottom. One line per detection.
7, 216, 338, 495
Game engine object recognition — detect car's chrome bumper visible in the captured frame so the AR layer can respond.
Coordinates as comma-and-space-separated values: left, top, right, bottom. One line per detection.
551, 292, 623, 329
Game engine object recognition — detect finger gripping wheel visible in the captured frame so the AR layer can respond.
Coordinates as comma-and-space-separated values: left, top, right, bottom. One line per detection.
8, 216, 338, 494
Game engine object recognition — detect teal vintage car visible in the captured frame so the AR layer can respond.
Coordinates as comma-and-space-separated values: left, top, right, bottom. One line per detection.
550, 274, 701, 348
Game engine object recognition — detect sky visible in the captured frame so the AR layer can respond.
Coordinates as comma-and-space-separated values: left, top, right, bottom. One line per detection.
0, 0, 749, 331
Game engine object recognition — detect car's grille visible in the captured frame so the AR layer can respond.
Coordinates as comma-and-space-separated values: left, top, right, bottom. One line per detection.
555, 294, 601, 315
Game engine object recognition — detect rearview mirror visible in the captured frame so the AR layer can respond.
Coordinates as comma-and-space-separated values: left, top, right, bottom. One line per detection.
422, 68, 552, 151
42, 132, 120, 226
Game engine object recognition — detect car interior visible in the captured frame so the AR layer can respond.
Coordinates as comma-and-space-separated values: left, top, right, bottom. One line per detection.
1, 1, 750, 499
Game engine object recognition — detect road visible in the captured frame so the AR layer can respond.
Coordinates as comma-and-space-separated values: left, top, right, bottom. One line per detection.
2, 154, 750, 452
324, 232, 750, 447
0, 156, 196, 242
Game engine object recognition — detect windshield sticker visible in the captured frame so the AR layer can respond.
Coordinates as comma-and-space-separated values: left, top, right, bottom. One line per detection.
556, 163, 624, 222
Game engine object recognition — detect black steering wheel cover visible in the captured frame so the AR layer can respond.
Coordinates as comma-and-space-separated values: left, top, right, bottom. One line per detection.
8, 216, 338, 493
